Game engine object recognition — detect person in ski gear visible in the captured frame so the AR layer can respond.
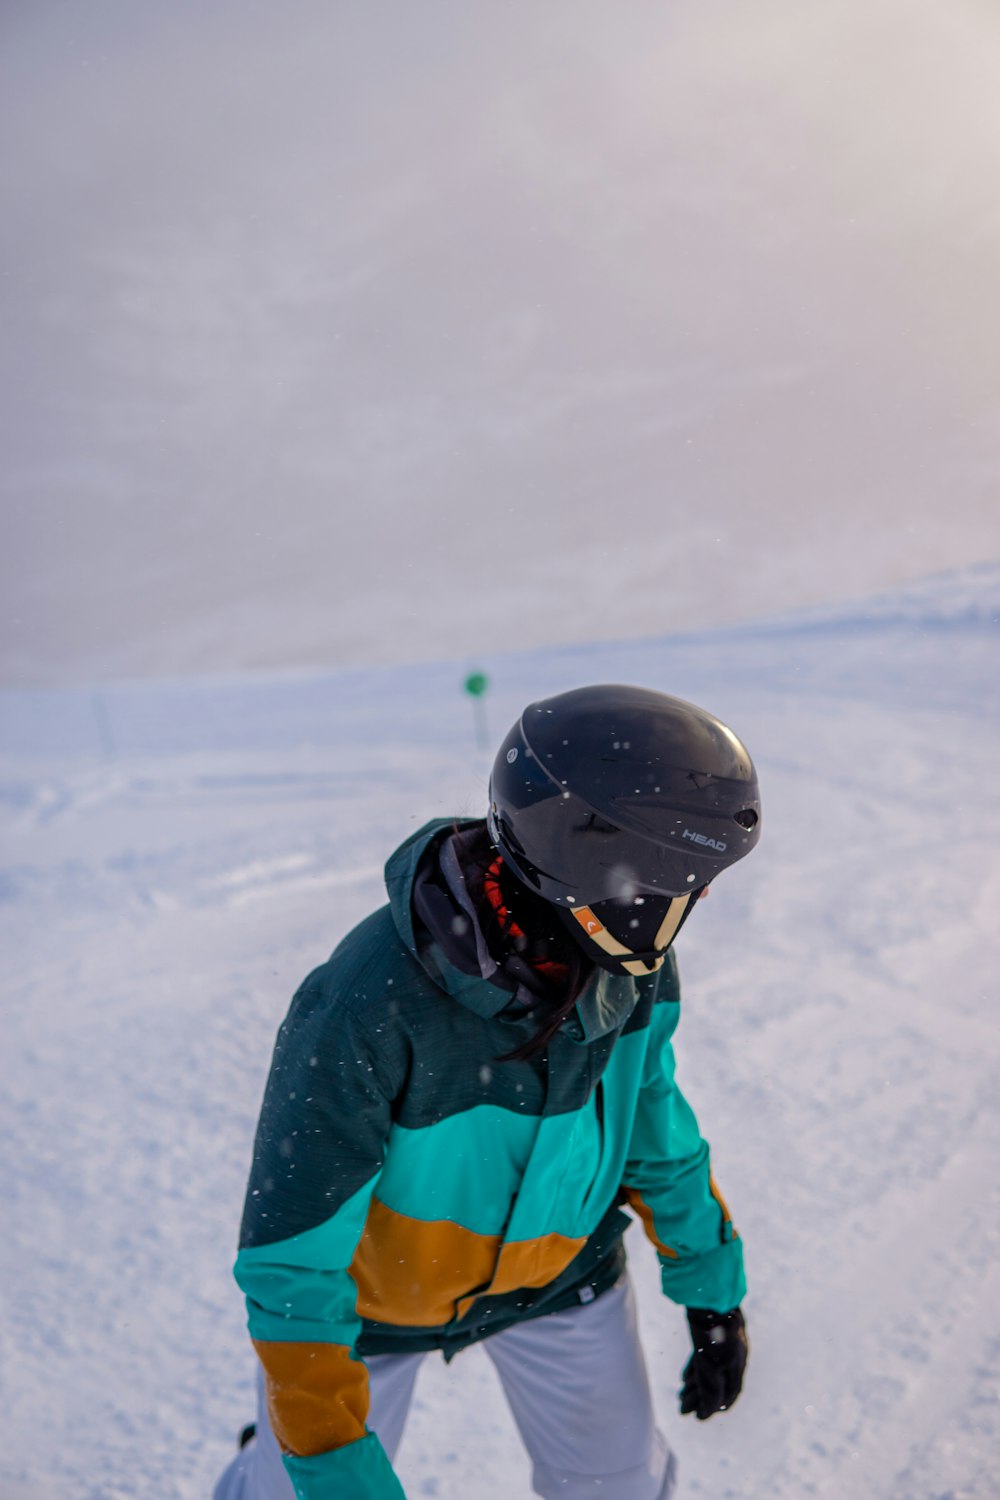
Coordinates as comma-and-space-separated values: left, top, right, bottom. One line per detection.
214, 684, 759, 1500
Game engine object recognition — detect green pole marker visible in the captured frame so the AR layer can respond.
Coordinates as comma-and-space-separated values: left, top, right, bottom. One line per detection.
463, 671, 490, 751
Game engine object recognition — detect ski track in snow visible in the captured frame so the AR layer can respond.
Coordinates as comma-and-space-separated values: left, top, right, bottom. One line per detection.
1, 565, 998, 1498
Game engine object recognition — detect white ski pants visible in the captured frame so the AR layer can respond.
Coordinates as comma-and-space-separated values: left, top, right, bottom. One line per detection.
214, 1276, 677, 1500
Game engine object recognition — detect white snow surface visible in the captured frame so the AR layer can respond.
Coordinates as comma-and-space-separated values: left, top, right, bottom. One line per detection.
2, 564, 999, 1499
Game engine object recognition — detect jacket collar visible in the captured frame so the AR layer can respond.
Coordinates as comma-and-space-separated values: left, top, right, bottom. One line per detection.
385, 818, 643, 1040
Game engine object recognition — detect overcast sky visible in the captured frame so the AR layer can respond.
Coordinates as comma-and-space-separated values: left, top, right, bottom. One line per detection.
2, 0, 999, 685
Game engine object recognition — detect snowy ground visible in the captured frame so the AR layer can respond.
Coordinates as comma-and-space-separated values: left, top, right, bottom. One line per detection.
2, 564, 998, 1499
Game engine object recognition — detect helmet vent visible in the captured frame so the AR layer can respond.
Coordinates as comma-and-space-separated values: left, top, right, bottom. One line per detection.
733, 808, 759, 830
584, 813, 620, 835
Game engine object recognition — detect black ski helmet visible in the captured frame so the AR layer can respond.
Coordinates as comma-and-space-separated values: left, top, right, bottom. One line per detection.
486, 684, 761, 907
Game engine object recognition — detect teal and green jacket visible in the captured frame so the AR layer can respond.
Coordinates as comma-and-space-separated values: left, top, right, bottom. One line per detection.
234, 820, 745, 1500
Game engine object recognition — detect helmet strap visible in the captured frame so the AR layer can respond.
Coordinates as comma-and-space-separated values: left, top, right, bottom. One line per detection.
567, 893, 696, 976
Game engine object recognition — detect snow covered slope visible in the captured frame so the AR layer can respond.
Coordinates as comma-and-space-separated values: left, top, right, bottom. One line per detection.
1, 564, 998, 1498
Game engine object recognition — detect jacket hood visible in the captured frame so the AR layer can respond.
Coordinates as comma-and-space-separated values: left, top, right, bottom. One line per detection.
384, 818, 657, 1041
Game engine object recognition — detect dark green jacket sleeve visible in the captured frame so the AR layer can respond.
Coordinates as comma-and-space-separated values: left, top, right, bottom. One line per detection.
234, 974, 407, 1500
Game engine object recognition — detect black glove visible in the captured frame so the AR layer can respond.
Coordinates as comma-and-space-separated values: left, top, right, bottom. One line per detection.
679, 1306, 748, 1420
